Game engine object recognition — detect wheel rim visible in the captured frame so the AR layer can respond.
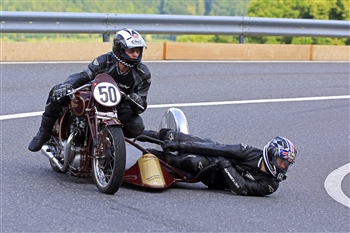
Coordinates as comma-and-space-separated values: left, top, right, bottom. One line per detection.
94, 133, 116, 187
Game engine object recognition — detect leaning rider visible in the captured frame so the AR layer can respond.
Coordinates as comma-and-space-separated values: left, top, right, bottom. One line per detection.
142, 129, 297, 196
28, 28, 151, 152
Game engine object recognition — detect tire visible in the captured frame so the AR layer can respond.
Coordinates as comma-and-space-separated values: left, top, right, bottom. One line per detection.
92, 126, 126, 195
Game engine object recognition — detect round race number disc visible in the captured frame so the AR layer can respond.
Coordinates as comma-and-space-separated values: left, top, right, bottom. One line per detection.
93, 82, 122, 107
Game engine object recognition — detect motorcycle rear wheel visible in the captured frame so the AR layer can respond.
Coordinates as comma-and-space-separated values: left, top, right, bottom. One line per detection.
92, 126, 126, 195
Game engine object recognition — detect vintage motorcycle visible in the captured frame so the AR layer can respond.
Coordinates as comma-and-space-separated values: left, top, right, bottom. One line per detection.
41, 73, 133, 195
41, 79, 210, 193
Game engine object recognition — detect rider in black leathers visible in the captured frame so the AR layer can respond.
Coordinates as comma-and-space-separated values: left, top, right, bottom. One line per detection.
142, 129, 297, 196
28, 29, 151, 152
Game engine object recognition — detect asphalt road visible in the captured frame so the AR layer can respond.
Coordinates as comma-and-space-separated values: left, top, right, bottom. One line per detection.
1, 61, 349, 233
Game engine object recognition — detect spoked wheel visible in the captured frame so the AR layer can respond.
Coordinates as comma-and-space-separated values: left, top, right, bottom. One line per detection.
92, 126, 126, 195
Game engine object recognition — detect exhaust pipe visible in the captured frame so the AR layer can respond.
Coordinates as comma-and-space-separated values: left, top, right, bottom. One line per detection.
41, 132, 76, 172
61, 132, 75, 172
41, 145, 64, 171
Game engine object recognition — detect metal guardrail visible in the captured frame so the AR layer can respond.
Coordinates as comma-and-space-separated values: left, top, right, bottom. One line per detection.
1, 11, 349, 43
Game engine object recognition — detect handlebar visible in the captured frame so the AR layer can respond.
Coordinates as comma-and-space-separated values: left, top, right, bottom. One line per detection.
56, 84, 144, 111
67, 83, 92, 96
120, 91, 145, 111
52, 83, 91, 102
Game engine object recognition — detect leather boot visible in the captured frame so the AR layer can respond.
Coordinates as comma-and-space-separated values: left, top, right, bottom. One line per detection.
28, 115, 57, 152
142, 130, 159, 139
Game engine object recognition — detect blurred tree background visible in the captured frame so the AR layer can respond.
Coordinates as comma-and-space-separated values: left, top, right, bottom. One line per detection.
1, 0, 349, 44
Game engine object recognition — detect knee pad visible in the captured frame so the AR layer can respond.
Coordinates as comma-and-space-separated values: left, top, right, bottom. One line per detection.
44, 99, 62, 118
157, 128, 172, 140
160, 129, 184, 142
172, 154, 210, 174
122, 115, 144, 138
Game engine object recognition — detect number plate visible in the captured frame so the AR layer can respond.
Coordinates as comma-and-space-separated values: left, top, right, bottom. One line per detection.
93, 82, 122, 107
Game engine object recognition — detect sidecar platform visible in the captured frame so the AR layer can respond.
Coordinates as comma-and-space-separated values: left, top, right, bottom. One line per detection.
123, 108, 189, 189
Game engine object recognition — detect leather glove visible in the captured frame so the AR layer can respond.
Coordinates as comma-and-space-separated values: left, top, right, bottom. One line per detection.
53, 84, 72, 100
128, 93, 146, 113
161, 140, 182, 152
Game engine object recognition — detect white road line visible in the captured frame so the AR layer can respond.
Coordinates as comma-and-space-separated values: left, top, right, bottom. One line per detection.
325, 163, 350, 208
1, 95, 349, 121
147, 95, 350, 108
0, 111, 44, 120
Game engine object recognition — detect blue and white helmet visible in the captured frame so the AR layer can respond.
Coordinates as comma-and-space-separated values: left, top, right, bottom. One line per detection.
112, 28, 146, 67
263, 136, 297, 181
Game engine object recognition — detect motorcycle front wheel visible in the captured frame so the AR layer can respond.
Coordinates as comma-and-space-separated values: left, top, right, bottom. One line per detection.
92, 126, 126, 195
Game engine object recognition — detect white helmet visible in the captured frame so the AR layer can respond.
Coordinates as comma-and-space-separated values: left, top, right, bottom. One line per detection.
112, 28, 146, 67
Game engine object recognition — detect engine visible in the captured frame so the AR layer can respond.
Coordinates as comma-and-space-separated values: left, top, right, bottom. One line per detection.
66, 116, 91, 177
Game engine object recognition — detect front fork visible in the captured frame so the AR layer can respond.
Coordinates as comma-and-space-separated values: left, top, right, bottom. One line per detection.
85, 107, 122, 159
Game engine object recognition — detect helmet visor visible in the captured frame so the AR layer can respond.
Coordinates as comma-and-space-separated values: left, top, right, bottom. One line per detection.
274, 149, 296, 173
125, 47, 142, 55
279, 148, 296, 163
275, 157, 292, 173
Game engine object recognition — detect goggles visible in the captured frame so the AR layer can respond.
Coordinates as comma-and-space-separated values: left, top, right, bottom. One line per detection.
125, 48, 141, 54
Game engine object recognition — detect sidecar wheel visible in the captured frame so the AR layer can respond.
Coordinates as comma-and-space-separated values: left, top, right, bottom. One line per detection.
92, 126, 126, 195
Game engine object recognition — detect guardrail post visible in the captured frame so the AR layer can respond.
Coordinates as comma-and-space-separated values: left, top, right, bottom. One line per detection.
239, 34, 245, 44
103, 33, 110, 42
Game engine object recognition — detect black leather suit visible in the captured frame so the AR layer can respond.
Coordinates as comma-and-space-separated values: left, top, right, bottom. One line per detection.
45, 52, 151, 138
158, 130, 280, 196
